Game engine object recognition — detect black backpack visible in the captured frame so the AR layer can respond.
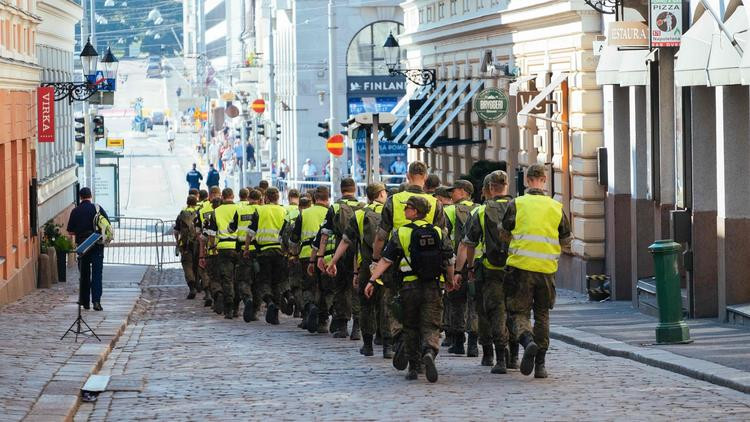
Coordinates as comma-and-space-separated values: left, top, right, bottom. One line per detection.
404, 223, 443, 282
483, 199, 510, 268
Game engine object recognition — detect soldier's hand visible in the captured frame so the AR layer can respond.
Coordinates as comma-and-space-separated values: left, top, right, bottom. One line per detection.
306, 262, 316, 276
369, 261, 378, 274
364, 282, 375, 299
452, 274, 462, 290
316, 256, 327, 273
243, 250, 250, 259
326, 263, 337, 277
198, 257, 206, 269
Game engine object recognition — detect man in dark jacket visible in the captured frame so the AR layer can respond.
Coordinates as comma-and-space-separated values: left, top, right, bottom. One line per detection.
186, 163, 203, 190
206, 163, 220, 188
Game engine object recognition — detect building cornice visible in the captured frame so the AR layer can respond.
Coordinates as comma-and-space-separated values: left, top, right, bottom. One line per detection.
0, 56, 41, 88
0, 1, 43, 24
37, 0, 83, 23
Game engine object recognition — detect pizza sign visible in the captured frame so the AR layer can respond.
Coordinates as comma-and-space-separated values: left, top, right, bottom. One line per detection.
650, 0, 682, 47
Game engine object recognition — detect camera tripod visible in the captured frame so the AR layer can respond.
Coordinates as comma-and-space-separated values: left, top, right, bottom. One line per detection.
60, 303, 100, 342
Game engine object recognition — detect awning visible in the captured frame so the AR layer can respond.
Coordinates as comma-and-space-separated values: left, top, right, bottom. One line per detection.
517, 73, 567, 127
393, 80, 462, 144
596, 46, 623, 85
390, 85, 431, 134
399, 80, 472, 146
618, 49, 650, 86
422, 81, 486, 147
707, 4, 748, 86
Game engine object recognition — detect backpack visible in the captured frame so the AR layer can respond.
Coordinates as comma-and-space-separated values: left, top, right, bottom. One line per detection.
93, 204, 113, 245
404, 223, 443, 282
453, 202, 476, 248
177, 208, 198, 250
334, 199, 364, 238
361, 206, 382, 248
483, 200, 510, 268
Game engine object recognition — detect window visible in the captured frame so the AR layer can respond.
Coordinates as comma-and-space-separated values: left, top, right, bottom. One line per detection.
346, 21, 404, 76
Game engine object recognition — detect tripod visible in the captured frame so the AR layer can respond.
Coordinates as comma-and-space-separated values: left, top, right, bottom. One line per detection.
61, 303, 100, 342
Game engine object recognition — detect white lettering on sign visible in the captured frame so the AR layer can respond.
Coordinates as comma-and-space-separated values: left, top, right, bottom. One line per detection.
41, 91, 51, 132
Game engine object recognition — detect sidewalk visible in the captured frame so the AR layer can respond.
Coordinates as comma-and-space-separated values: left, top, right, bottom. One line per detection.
0, 264, 146, 422
552, 290, 750, 394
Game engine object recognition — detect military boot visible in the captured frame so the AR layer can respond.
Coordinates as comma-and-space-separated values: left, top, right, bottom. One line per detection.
507, 342, 519, 369
534, 349, 548, 379
448, 332, 465, 355
186, 288, 196, 300
214, 293, 225, 315
405, 361, 418, 380
317, 318, 330, 334
441, 332, 452, 347
466, 333, 479, 357
306, 304, 319, 334
332, 320, 348, 338
374, 332, 383, 346
422, 351, 438, 383
382, 337, 394, 359
491, 342, 507, 374
519, 335, 538, 376
224, 304, 234, 320
360, 334, 374, 356
350, 319, 361, 341
392, 338, 408, 371
242, 298, 254, 323
481, 344, 494, 366
265, 302, 280, 325
203, 295, 213, 307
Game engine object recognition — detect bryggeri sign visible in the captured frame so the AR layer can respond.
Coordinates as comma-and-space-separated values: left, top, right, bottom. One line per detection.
473, 88, 509, 122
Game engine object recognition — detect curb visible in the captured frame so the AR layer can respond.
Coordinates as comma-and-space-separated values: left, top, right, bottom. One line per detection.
550, 325, 750, 395
23, 277, 147, 421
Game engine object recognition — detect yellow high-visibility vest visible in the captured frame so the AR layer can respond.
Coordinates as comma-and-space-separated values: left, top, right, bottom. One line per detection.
256, 204, 286, 251
199, 200, 217, 256
300, 204, 328, 259
506, 195, 562, 274
214, 203, 239, 250
392, 191, 437, 231
284, 204, 300, 222
237, 203, 258, 251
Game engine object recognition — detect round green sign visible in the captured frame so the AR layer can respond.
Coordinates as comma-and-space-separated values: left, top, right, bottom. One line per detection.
473, 87, 509, 122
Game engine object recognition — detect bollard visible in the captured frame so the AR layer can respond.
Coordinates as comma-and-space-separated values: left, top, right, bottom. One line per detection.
648, 240, 691, 344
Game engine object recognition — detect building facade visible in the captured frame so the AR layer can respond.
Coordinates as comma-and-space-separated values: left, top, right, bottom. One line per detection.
0, 0, 42, 305
36, 0, 82, 232
397, 0, 605, 291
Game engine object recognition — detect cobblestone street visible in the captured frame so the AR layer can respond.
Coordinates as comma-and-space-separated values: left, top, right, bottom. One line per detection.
71, 269, 750, 421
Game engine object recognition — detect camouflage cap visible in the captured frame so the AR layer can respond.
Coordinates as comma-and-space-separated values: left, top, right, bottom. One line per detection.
447, 179, 474, 195
433, 186, 451, 199
366, 182, 386, 200
526, 164, 547, 179
401, 195, 431, 216
483, 170, 508, 189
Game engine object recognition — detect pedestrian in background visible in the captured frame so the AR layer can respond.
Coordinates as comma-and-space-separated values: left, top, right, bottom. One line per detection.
208, 139, 219, 168
206, 164, 220, 188
186, 163, 203, 190
66, 187, 111, 312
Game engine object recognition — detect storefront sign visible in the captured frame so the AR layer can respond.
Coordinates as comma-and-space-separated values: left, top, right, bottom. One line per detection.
608, 21, 649, 47
473, 88, 509, 122
37, 87, 55, 143
347, 75, 406, 96
517, 91, 546, 114
106, 138, 124, 148
650, 0, 682, 47
94, 164, 119, 218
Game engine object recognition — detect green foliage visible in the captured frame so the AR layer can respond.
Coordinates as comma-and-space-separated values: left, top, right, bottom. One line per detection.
459, 160, 508, 202
41, 220, 74, 253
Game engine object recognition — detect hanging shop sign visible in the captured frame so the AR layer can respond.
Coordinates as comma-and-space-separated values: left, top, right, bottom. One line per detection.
650, 0, 682, 47
37, 86, 55, 143
473, 87, 509, 122
608, 21, 649, 47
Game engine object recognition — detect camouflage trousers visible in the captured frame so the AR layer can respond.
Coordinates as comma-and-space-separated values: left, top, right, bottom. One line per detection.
358, 261, 397, 340
505, 267, 556, 350
331, 260, 355, 327
179, 246, 198, 292
287, 259, 305, 315
255, 250, 286, 306
401, 282, 443, 363
446, 277, 478, 335
301, 265, 335, 329
201, 255, 221, 298
216, 250, 238, 313
475, 266, 509, 347
235, 253, 257, 312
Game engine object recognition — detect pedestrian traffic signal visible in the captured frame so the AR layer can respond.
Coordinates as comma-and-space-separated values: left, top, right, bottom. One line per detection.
92, 115, 105, 140
275, 122, 281, 136
74, 116, 86, 143
317, 119, 330, 139
257, 122, 265, 136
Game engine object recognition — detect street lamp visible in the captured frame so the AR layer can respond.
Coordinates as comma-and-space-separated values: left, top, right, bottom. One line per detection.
41, 38, 120, 103
383, 32, 436, 88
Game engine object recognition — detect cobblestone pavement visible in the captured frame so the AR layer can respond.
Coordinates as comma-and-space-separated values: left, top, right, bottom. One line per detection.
75, 269, 750, 421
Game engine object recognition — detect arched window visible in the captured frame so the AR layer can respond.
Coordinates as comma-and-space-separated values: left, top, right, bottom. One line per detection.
346, 21, 403, 76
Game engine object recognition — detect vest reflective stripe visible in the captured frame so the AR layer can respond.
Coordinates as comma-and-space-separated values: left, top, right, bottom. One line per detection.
472, 206, 485, 262
506, 195, 562, 274
236, 203, 258, 250
285, 204, 300, 222
256, 204, 286, 250
214, 203, 239, 250
199, 202, 218, 255
300, 205, 328, 259
396, 220, 442, 283
444, 205, 456, 238
393, 191, 437, 231
478, 198, 510, 270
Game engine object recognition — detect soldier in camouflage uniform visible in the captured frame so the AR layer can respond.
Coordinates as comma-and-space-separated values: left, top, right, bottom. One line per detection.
434, 187, 454, 348
174, 195, 201, 299
501, 164, 572, 378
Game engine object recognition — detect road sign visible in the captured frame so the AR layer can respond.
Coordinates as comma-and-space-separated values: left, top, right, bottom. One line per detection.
327, 134, 345, 157
106, 138, 124, 148
251, 99, 266, 114
474, 87, 509, 122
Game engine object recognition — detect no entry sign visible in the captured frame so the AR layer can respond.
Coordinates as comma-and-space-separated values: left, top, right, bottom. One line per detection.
251, 99, 266, 114
327, 134, 344, 157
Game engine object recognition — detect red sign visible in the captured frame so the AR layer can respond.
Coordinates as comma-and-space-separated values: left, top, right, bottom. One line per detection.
37, 87, 55, 142
251, 99, 266, 114
327, 134, 345, 157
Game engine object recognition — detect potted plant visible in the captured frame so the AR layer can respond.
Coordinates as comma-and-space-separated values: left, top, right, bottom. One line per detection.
42, 221, 74, 283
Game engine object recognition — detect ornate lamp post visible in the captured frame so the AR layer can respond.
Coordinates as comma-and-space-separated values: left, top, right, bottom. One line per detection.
42, 38, 119, 103
383, 32, 436, 89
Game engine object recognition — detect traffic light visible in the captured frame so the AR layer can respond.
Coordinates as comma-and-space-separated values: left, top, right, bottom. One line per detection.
275, 122, 281, 137
317, 119, 330, 139
257, 121, 265, 137
74, 116, 86, 143
92, 115, 105, 140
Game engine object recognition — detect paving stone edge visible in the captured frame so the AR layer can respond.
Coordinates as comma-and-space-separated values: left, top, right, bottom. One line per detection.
550, 325, 750, 395
23, 280, 147, 421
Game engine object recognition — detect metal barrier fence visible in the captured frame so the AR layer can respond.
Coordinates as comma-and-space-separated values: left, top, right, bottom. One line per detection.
103, 217, 179, 270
